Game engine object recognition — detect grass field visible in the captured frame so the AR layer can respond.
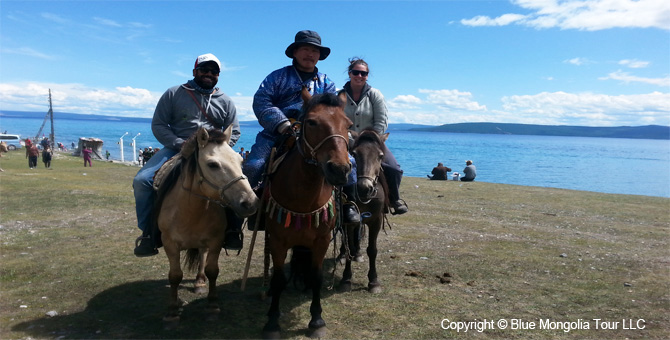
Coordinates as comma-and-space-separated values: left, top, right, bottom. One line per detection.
1, 150, 668, 339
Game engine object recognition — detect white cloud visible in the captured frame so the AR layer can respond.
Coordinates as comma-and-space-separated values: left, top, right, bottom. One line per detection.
461, 0, 670, 30
419, 89, 487, 112
1, 47, 54, 60
40, 12, 69, 24
388, 95, 422, 110
501, 91, 670, 125
564, 57, 591, 66
599, 70, 670, 86
619, 59, 650, 68
0, 82, 161, 118
93, 17, 123, 28
460, 13, 527, 26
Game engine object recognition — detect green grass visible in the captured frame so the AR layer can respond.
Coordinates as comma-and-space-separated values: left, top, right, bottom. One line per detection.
1, 149, 669, 339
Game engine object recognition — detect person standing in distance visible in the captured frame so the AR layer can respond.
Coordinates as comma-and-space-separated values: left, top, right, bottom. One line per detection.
133, 53, 242, 257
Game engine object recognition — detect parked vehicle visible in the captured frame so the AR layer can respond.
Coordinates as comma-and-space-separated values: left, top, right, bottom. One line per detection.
0, 134, 23, 151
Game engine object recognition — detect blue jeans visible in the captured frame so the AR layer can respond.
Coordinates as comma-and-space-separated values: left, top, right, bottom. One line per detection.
132, 147, 179, 233
243, 131, 356, 189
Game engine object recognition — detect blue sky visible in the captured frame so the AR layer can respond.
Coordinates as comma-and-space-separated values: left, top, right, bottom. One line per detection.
1, 0, 669, 127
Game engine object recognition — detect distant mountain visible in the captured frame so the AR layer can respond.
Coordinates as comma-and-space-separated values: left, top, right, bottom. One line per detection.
411, 122, 670, 140
3, 111, 667, 140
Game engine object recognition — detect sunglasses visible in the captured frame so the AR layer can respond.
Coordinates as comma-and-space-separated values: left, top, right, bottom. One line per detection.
197, 67, 220, 76
350, 70, 368, 77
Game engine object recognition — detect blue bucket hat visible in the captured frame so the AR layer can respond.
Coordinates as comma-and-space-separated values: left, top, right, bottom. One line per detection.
285, 30, 331, 60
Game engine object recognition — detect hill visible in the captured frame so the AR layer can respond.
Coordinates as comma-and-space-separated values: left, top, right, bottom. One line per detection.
412, 122, 670, 140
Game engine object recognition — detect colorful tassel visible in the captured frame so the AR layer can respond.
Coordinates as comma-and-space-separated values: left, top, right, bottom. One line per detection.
296, 215, 302, 230
314, 211, 320, 229
277, 208, 283, 224
284, 212, 291, 228
306, 214, 312, 229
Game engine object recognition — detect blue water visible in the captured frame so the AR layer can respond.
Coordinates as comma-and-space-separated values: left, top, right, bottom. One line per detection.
1, 115, 669, 198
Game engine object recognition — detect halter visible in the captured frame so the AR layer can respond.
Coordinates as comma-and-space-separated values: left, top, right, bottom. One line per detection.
297, 120, 349, 165
181, 146, 248, 208
356, 172, 380, 204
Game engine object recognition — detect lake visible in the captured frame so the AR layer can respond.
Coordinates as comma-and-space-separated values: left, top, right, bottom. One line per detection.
1, 115, 669, 198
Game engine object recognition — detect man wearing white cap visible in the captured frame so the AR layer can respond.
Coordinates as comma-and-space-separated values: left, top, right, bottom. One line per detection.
132, 53, 242, 257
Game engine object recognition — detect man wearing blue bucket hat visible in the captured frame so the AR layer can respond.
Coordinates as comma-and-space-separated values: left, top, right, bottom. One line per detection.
237, 30, 360, 229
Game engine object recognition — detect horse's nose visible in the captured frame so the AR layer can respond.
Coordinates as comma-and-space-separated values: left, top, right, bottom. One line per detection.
325, 161, 350, 186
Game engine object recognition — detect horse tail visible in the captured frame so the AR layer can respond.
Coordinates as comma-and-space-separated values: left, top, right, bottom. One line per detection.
288, 246, 313, 291
183, 248, 200, 273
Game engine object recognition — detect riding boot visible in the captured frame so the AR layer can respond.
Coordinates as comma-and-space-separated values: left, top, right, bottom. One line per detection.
341, 184, 360, 223
134, 228, 158, 257
383, 166, 408, 215
224, 208, 244, 251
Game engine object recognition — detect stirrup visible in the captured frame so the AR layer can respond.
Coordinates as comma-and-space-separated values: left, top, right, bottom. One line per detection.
390, 199, 408, 215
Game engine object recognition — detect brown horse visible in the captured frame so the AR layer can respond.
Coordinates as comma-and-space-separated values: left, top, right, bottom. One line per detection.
260, 93, 352, 339
155, 126, 258, 324
339, 129, 389, 294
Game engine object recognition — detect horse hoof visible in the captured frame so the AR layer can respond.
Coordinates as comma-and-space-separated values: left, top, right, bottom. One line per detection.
308, 326, 327, 339
354, 255, 365, 263
338, 256, 346, 265
262, 330, 281, 340
162, 316, 180, 330
339, 281, 352, 292
369, 284, 382, 294
194, 285, 207, 294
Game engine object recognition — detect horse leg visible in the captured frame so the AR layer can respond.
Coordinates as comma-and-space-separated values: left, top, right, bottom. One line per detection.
307, 244, 328, 339
367, 218, 382, 294
164, 245, 183, 325
339, 223, 356, 292
263, 248, 287, 339
194, 248, 208, 294
204, 247, 221, 319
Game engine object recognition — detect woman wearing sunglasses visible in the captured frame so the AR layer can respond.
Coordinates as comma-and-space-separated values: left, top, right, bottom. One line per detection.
339, 57, 408, 215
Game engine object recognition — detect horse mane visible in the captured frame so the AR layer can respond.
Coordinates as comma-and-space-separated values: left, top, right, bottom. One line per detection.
353, 129, 383, 148
299, 93, 343, 121
153, 128, 228, 246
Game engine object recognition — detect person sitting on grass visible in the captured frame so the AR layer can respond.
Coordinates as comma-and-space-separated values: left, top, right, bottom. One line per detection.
428, 162, 451, 180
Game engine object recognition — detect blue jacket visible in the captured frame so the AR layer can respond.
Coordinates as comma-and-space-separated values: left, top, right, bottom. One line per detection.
252, 65, 337, 138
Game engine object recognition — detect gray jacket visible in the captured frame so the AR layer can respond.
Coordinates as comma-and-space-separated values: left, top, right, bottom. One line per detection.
152, 83, 240, 151
340, 82, 388, 134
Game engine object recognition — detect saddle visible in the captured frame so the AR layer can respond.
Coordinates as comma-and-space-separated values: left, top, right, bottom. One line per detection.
152, 154, 182, 191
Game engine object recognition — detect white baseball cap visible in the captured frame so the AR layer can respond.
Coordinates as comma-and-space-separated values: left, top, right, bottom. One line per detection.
194, 53, 221, 70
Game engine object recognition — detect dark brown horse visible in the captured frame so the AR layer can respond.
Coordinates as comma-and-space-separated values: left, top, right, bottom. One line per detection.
155, 126, 258, 325
339, 129, 388, 294
260, 93, 352, 339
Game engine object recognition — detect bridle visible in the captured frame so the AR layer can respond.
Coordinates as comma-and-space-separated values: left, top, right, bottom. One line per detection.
297, 120, 349, 166
181, 146, 247, 207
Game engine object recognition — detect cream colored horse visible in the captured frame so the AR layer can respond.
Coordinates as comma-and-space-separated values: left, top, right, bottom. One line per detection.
155, 126, 258, 324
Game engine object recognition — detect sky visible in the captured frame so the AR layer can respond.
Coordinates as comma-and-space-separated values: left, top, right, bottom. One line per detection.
1, 0, 669, 127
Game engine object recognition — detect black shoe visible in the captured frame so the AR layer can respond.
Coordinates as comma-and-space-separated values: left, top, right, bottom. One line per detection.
223, 231, 243, 251
343, 204, 360, 223
390, 199, 408, 215
134, 236, 158, 257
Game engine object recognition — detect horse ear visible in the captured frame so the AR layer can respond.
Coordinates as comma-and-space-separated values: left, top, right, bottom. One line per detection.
222, 124, 233, 144
197, 128, 209, 149
381, 132, 389, 142
338, 91, 347, 109
301, 86, 312, 105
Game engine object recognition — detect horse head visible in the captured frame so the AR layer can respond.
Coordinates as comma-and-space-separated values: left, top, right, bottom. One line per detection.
193, 126, 258, 217
299, 93, 352, 186
351, 129, 388, 202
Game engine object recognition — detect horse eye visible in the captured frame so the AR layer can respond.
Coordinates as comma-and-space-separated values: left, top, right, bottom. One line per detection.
306, 119, 317, 127
379, 152, 384, 160
207, 162, 220, 170
352, 150, 359, 157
